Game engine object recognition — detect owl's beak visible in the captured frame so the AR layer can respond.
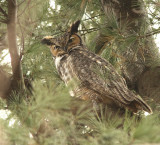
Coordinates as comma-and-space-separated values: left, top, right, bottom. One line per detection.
41, 38, 53, 46
41, 36, 55, 46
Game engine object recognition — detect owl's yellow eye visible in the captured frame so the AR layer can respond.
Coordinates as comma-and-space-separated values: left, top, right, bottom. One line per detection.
68, 36, 75, 43
68, 39, 73, 43
55, 45, 60, 49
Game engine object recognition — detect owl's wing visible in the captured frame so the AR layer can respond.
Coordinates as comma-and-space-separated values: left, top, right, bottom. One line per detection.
70, 49, 152, 113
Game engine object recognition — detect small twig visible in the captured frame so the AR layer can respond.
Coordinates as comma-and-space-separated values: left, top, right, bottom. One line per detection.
0, 18, 7, 23
139, 30, 160, 38
0, 13, 6, 17
79, 27, 99, 32
81, 29, 99, 35
84, 13, 99, 25
0, 6, 8, 17
83, 14, 104, 21
27, 1, 43, 10
145, 30, 160, 37
18, 0, 31, 17
150, 1, 160, 6
17, 0, 26, 7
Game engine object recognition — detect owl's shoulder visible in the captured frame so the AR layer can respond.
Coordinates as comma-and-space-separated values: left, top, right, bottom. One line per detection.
69, 47, 111, 67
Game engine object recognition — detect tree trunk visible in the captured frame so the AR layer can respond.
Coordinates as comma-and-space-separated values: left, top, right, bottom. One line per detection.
6, 0, 24, 97
0, 67, 10, 99
99, 0, 160, 107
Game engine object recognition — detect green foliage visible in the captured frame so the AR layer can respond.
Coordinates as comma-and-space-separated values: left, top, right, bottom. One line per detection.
0, 0, 160, 144
133, 115, 160, 143
2, 89, 160, 145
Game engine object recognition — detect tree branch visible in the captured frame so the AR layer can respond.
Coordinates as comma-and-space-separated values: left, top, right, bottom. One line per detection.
17, 0, 26, 7
17, 0, 31, 17
0, 18, 7, 23
0, 6, 8, 17
83, 14, 105, 21
140, 30, 160, 38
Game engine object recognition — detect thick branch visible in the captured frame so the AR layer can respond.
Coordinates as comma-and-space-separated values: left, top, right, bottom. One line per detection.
7, 0, 24, 93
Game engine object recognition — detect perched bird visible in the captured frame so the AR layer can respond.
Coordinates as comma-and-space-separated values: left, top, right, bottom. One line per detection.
41, 20, 152, 114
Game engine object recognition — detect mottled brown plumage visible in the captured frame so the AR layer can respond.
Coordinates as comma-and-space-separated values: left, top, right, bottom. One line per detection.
41, 21, 152, 114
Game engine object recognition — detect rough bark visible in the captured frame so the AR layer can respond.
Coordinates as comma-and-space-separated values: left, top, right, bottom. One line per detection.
0, 0, 24, 99
98, 0, 160, 106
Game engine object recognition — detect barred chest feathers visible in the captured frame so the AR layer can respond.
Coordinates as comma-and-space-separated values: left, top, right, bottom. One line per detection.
55, 55, 74, 86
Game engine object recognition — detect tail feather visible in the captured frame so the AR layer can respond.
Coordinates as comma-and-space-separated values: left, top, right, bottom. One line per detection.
128, 97, 152, 114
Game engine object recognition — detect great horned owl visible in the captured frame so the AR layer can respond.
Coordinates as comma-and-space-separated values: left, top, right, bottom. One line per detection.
41, 21, 152, 114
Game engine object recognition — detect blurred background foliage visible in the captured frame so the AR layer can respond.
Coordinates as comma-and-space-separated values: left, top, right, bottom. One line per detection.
0, 0, 160, 145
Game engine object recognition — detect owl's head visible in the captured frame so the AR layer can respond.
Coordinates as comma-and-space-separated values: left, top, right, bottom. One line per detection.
41, 20, 82, 57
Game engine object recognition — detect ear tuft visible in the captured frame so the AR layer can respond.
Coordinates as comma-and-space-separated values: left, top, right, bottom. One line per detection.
70, 20, 81, 34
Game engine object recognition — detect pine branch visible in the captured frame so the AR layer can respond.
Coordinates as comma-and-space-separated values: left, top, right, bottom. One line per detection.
140, 30, 160, 38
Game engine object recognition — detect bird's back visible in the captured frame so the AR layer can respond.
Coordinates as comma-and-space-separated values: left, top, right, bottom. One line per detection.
68, 47, 152, 114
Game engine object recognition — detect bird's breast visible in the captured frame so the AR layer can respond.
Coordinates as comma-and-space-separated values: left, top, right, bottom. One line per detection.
55, 56, 63, 69
55, 56, 74, 85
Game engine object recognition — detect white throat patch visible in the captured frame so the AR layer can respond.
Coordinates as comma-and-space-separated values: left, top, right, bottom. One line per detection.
55, 56, 63, 69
